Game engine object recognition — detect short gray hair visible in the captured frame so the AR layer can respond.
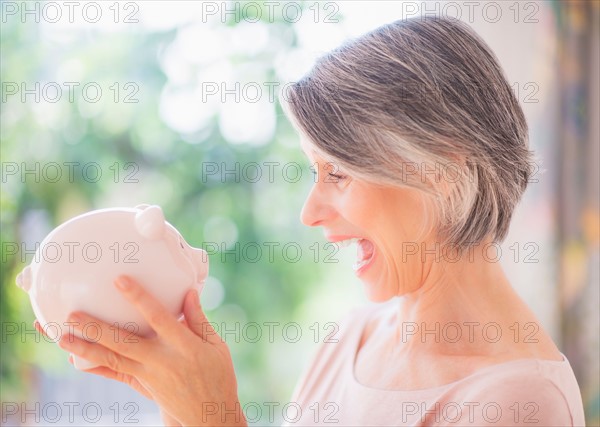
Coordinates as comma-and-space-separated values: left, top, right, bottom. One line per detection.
283, 16, 534, 249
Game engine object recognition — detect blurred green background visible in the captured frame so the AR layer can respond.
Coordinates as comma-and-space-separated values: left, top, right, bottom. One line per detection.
1, 1, 598, 425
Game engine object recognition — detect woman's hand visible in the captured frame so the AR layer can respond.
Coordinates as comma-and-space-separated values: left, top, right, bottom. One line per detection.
36, 317, 185, 426
51, 275, 246, 427
34, 321, 157, 402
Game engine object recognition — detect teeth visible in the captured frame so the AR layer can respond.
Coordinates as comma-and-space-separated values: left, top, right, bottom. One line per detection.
353, 259, 370, 271
335, 237, 361, 248
332, 238, 374, 272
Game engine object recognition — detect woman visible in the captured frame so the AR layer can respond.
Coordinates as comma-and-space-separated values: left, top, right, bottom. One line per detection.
47, 17, 585, 426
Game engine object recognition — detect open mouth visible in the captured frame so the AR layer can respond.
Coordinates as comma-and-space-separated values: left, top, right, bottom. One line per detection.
335, 238, 376, 273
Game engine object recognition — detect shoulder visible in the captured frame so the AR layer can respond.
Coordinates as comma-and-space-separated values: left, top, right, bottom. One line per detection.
455, 358, 585, 426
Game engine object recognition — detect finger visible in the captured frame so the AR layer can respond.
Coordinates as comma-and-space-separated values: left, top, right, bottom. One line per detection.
65, 311, 149, 362
58, 333, 139, 376
83, 366, 153, 400
114, 276, 184, 346
34, 319, 48, 337
34, 319, 62, 342
160, 409, 182, 427
182, 289, 222, 345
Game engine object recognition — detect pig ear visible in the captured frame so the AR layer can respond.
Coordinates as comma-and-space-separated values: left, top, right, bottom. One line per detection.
16, 266, 32, 292
135, 205, 165, 240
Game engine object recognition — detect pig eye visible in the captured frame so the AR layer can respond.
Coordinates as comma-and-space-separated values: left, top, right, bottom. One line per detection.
179, 239, 184, 249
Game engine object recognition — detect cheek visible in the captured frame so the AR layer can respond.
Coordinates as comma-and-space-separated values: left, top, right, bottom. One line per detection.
386, 188, 430, 240
339, 185, 382, 227
352, 188, 427, 237
337, 183, 430, 243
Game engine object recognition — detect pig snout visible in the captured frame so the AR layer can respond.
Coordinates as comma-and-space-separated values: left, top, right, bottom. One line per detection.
192, 248, 209, 283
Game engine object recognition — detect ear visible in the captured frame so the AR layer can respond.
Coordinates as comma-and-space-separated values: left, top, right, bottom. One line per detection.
135, 205, 166, 240
16, 266, 32, 292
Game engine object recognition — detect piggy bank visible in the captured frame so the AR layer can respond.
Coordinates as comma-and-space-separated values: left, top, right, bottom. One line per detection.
16, 204, 208, 370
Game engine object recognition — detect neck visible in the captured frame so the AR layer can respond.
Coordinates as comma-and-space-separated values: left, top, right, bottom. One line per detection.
392, 238, 531, 357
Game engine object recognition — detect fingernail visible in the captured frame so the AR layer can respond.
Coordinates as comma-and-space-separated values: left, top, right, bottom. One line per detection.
115, 276, 132, 291
67, 313, 81, 323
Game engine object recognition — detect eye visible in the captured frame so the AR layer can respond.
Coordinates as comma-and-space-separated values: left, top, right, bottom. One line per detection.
308, 161, 351, 186
328, 173, 346, 181
323, 161, 347, 182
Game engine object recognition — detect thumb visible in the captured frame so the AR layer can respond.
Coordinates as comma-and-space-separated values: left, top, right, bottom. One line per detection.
182, 289, 222, 344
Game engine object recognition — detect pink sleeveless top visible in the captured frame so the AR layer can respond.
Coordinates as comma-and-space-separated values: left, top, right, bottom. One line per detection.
284, 304, 586, 426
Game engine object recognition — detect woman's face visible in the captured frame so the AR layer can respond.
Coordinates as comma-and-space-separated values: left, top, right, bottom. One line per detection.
300, 138, 433, 302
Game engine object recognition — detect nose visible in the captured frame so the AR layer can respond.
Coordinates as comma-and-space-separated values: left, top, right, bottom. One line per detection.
300, 184, 335, 227
191, 248, 209, 282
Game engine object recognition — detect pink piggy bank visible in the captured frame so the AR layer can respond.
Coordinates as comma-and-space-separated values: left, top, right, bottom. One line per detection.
16, 204, 208, 370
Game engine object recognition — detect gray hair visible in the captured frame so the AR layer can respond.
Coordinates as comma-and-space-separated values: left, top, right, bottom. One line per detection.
282, 16, 534, 249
